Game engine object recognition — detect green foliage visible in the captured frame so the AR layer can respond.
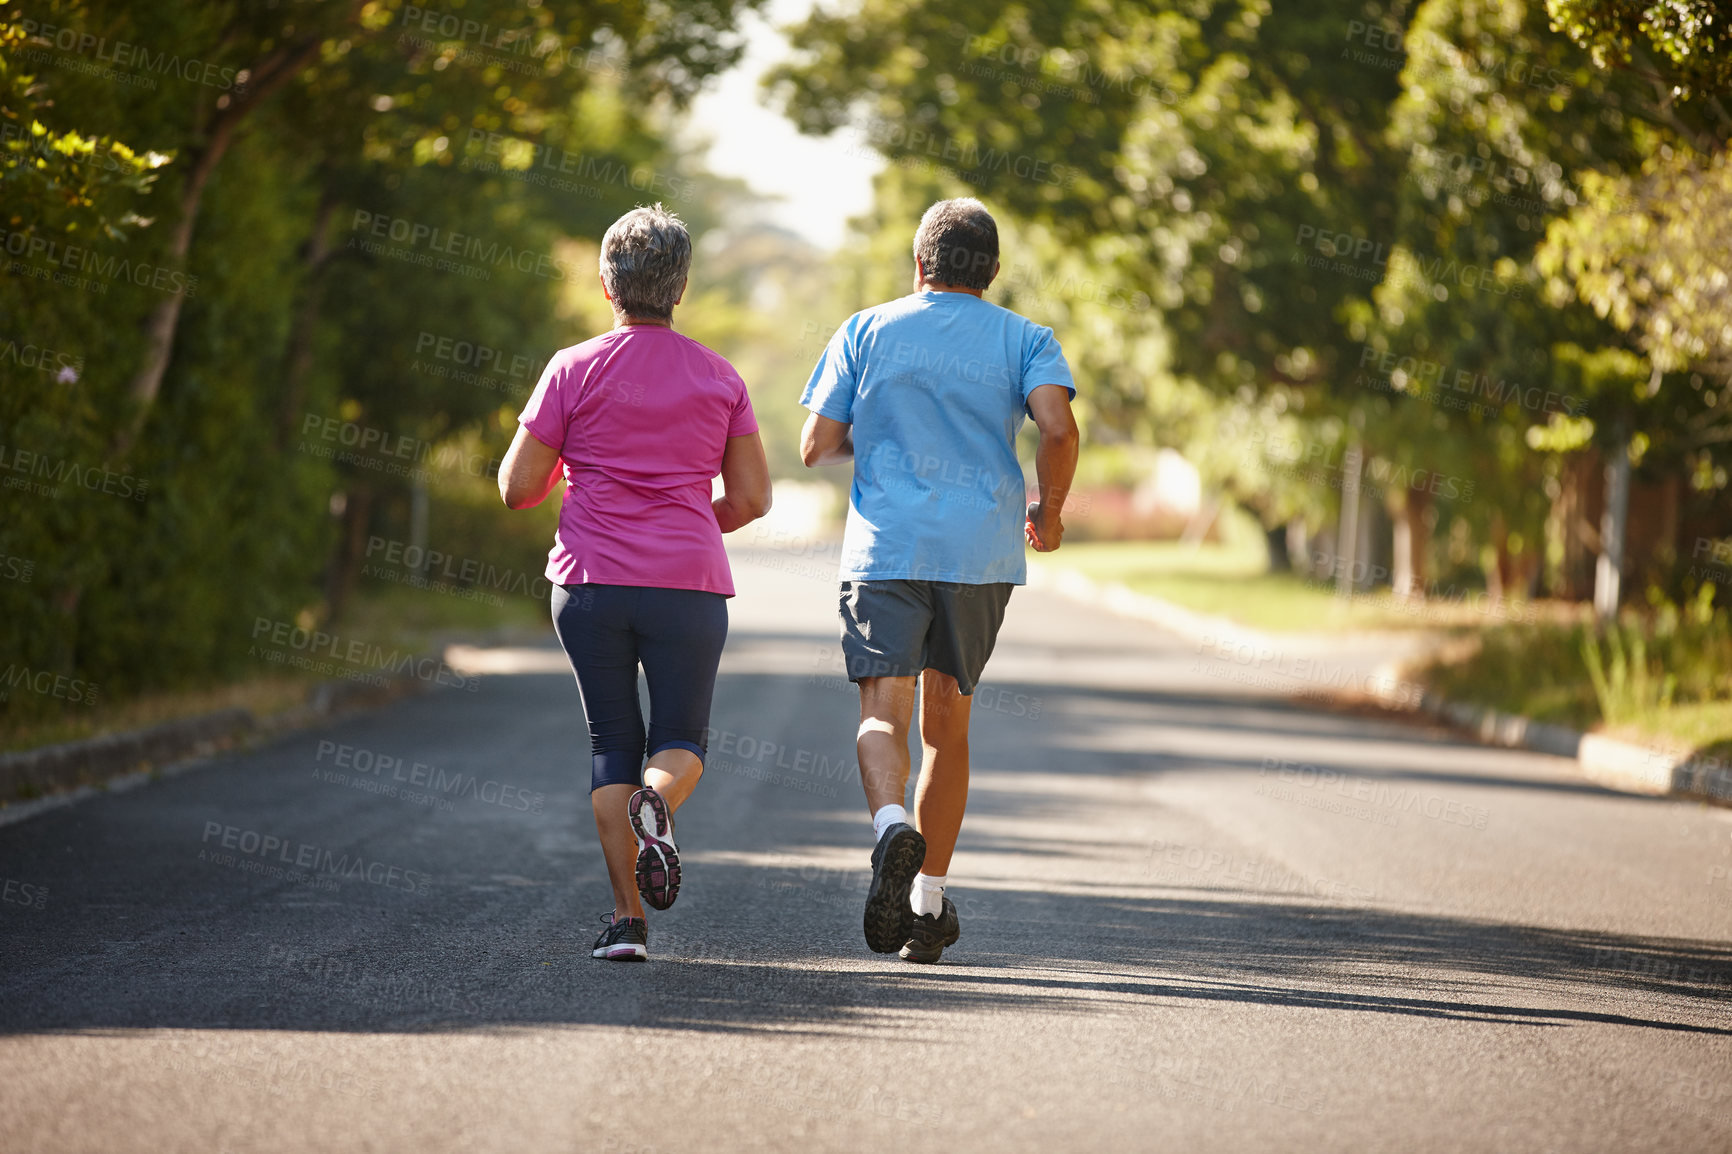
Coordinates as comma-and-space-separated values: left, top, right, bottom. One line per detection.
0, 0, 766, 731
1546, 0, 1732, 103
1425, 587, 1732, 729
1539, 145, 1732, 388
774, 0, 1732, 608
771, 0, 1413, 404
1581, 621, 1677, 721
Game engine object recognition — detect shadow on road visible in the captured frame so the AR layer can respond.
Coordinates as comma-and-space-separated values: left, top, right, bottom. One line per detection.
0, 667, 1724, 1042
0, 874, 1726, 1039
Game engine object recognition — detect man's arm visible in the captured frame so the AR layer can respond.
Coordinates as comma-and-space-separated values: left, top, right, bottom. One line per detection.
1024, 383, 1079, 552
800, 412, 854, 467
498, 424, 563, 509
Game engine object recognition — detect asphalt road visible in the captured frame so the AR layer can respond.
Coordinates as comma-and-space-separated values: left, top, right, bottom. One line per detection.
2, 544, 1730, 1153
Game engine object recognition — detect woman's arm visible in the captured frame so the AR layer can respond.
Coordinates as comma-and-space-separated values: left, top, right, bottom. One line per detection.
498, 424, 564, 509
713, 431, 773, 532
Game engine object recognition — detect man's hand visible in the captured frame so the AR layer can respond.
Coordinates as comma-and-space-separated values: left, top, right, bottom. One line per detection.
1025, 501, 1064, 552
1025, 384, 1078, 552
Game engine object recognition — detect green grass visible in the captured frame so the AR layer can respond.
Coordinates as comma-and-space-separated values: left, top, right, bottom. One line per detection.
1418, 609, 1732, 756
1043, 539, 1509, 633
0, 674, 319, 757
1606, 700, 1732, 761
0, 584, 547, 756
337, 582, 547, 654
1420, 621, 1601, 729
1042, 535, 1732, 757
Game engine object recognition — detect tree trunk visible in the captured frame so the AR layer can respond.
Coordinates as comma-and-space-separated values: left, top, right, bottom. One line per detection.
1595, 426, 1630, 622
1552, 452, 1601, 600
1486, 512, 1507, 604
1287, 518, 1312, 577
324, 486, 375, 623
1545, 466, 1569, 599
114, 33, 328, 460
1265, 522, 1292, 572
1487, 514, 1541, 601
409, 478, 430, 577
1334, 442, 1364, 599
1392, 505, 1412, 598
1392, 488, 1431, 599
1658, 472, 1680, 567
1356, 492, 1384, 591
276, 190, 342, 449
66, 34, 328, 685
46, 586, 82, 685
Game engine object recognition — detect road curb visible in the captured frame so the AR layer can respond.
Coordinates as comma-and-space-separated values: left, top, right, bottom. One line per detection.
1393, 688, 1732, 806
0, 667, 437, 812
1029, 560, 1732, 809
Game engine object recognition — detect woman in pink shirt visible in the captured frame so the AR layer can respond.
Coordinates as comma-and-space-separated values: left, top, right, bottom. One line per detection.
499, 205, 772, 962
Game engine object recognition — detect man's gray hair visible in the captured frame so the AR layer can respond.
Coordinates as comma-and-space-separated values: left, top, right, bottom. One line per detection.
913, 198, 999, 290
599, 204, 692, 319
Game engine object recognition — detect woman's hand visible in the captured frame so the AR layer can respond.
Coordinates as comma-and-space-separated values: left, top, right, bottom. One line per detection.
713, 431, 772, 532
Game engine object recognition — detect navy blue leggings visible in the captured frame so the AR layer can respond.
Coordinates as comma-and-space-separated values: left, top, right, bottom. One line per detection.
551, 583, 729, 792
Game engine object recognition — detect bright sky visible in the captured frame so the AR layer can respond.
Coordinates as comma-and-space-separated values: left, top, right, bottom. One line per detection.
681, 0, 883, 250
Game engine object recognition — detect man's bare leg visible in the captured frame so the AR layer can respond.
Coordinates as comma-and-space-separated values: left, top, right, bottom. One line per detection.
856, 675, 928, 952
856, 675, 918, 813
913, 670, 973, 876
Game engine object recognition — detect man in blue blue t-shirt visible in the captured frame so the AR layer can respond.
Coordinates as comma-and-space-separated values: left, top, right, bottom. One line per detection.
800, 197, 1080, 964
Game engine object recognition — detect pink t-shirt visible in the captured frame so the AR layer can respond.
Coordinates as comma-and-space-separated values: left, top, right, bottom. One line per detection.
519, 326, 758, 595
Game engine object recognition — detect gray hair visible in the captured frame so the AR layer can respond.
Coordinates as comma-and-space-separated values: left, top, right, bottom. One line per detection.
599, 204, 691, 319
913, 197, 999, 290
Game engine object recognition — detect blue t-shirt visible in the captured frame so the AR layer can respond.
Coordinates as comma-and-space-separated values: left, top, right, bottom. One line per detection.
800, 290, 1076, 585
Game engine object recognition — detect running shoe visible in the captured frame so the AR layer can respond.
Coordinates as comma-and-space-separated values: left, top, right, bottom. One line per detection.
899, 895, 960, 964
592, 912, 648, 962
863, 822, 926, 953
628, 786, 681, 910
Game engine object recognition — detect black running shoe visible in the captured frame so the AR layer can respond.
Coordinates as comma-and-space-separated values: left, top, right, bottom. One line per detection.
899, 895, 960, 964
591, 913, 648, 962
863, 822, 926, 953
628, 786, 681, 911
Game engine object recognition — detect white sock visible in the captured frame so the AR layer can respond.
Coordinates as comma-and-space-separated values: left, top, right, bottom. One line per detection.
911, 872, 946, 918
871, 804, 908, 842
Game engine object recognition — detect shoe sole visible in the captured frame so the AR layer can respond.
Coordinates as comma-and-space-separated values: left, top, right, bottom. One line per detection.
899, 923, 960, 964
629, 788, 680, 911
592, 943, 647, 962
863, 826, 926, 953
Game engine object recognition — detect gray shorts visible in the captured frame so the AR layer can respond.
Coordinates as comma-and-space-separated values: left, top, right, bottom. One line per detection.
837, 580, 1014, 696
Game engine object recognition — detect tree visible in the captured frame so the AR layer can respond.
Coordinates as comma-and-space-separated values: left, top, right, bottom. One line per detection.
1546, 0, 1732, 110
771, 0, 1430, 576
1537, 0, 1732, 530
0, 0, 766, 707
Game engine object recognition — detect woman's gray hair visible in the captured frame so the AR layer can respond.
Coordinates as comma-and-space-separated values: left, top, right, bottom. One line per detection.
599, 204, 692, 319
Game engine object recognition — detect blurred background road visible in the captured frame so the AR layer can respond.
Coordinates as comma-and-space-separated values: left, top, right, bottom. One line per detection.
2, 547, 1728, 1153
